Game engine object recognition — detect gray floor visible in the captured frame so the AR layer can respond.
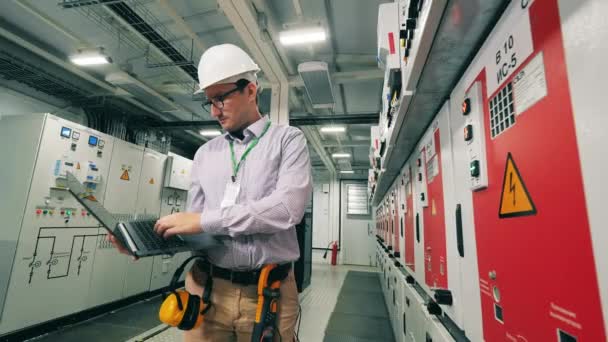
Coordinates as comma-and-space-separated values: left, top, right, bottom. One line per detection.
323, 271, 394, 342
26, 263, 384, 342
27, 296, 163, 342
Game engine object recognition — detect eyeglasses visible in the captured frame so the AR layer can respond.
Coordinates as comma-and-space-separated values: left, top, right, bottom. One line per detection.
201, 79, 250, 113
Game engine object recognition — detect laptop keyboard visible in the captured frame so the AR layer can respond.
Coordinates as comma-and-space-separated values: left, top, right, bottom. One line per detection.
131, 219, 186, 250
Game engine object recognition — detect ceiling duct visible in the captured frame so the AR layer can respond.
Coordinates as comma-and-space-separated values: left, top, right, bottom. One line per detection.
297, 61, 335, 109
103, 2, 198, 81
106, 71, 179, 113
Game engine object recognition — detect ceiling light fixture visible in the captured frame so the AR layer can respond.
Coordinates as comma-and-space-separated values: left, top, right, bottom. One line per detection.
280, 27, 326, 46
320, 126, 346, 133
70, 48, 112, 66
199, 129, 222, 137
332, 153, 351, 158
340, 170, 355, 174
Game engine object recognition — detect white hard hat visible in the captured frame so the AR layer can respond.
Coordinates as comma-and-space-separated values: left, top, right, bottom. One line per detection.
194, 44, 261, 94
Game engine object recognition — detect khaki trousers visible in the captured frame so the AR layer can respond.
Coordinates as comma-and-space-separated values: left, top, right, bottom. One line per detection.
183, 264, 299, 342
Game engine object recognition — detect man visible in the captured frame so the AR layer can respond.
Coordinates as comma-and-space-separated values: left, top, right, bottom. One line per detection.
111, 44, 312, 341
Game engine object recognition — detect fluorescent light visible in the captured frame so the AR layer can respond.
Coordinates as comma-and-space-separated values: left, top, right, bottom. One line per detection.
340, 170, 355, 174
199, 129, 222, 137
280, 27, 326, 46
320, 126, 346, 133
332, 153, 351, 158
70, 50, 112, 66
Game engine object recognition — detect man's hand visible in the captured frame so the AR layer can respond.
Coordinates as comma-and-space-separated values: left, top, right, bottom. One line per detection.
107, 234, 138, 261
154, 212, 202, 239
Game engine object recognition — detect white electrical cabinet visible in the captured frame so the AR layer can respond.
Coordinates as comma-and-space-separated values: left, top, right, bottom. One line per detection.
163, 152, 192, 191
402, 281, 428, 342
149, 152, 194, 291
87, 139, 144, 308
377, 2, 401, 71
122, 148, 166, 298
0, 114, 196, 337
0, 114, 115, 335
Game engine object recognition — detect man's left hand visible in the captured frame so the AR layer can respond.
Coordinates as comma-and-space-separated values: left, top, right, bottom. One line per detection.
154, 212, 202, 239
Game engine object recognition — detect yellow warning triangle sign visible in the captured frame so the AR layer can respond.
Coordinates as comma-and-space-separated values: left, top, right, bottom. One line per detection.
499, 153, 536, 218
120, 170, 130, 181
149, 178, 155, 185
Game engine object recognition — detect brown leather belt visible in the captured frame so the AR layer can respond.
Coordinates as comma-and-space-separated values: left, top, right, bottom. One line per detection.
194, 259, 291, 286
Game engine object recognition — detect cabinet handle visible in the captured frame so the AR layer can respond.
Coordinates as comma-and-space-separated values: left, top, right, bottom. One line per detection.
456, 204, 464, 257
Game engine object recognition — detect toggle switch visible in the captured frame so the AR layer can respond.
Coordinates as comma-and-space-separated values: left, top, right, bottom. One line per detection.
464, 124, 474, 141
420, 193, 425, 201
462, 98, 471, 115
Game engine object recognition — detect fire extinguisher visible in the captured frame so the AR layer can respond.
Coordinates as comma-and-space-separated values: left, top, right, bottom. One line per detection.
323, 241, 338, 266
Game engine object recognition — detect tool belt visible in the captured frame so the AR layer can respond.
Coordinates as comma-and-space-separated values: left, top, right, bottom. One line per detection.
194, 259, 291, 286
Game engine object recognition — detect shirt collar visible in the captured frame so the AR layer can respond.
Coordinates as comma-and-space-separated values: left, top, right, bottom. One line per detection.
225, 115, 268, 142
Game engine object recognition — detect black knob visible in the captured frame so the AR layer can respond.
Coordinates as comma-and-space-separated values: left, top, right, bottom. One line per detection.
394, 260, 401, 267
427, 301, 442, 316
389, 254, 395, 259
406, 275, 415, 284
387, 245, 393, 251
434, 289, 453, 306
394, 252, 401, 258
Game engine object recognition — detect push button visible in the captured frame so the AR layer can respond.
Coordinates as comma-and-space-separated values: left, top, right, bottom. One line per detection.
462, 98, 471, 115
464, 124, 473, 141
470, 160, 480, 177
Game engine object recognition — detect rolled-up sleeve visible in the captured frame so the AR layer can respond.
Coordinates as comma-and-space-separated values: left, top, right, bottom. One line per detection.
201, 129, 312, 237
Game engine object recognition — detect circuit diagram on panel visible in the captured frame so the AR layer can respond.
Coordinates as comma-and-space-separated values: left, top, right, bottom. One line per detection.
21, 226, 103, 284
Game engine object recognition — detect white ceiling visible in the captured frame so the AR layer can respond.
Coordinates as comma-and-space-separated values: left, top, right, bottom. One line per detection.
0, 0, 391, 177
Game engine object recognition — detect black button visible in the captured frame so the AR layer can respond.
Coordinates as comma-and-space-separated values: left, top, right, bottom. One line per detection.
464, 124, 474, 141
406, 18, 416, 30
462, 98, 472, 115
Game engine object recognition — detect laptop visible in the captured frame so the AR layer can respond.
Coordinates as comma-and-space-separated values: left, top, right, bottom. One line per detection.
66, 171, 220, 257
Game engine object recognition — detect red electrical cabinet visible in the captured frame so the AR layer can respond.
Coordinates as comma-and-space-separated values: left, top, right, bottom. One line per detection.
419, 122, 448, 290
403, 163, 415, 272
393, 189, 400, 260
449, 0, 606, 340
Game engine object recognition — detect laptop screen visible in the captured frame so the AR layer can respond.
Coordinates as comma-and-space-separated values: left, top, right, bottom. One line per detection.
66, 172, 119, 232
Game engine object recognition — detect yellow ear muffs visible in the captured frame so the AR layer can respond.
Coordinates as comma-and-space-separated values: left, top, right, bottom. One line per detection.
159, 290, 190, 327
159, 256, 213, 330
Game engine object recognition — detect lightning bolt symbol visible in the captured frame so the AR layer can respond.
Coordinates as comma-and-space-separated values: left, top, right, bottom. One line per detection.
509, 171, 516, 206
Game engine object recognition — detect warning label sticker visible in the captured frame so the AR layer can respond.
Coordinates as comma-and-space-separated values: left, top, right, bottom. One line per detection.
513, 52, 548, 115
499, 153, 536, 218
120, 170, 130, 181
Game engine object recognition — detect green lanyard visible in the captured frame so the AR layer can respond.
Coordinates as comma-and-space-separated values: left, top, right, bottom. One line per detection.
229, 120, 271, 182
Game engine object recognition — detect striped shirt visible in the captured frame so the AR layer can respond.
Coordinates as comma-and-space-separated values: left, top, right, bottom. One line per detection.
186, 115, 313, 270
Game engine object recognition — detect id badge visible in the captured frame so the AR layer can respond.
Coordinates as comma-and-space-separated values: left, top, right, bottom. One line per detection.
221, 182, 240, 208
